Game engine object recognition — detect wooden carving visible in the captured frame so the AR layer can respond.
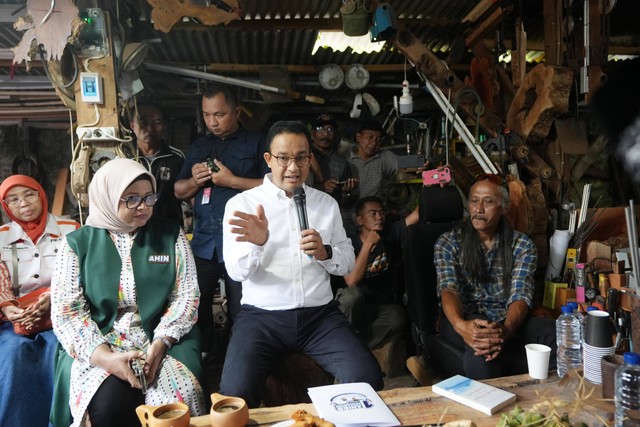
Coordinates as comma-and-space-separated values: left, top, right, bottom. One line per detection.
505, 176, 534, 235
146, 0, 242, 33
506, 63, 573, 141
12, 0, 82, 66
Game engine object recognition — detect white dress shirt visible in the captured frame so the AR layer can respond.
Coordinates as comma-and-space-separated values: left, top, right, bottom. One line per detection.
223, 174, 355, 310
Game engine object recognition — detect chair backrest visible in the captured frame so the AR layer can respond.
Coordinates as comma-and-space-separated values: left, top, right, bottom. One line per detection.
404, 185, 464, 337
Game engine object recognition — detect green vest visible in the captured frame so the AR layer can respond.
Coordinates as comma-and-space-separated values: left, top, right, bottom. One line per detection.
51, 218, 202, 426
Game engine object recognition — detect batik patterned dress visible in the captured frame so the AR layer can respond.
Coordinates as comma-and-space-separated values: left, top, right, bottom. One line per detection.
51, 229, 205, 427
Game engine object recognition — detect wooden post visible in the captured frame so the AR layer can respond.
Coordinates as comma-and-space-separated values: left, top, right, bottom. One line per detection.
73, 13, 119, 130
585, 0, 604, 103
543, 0, 563, 66
51, 168, 69, 216
511, 18, 526, 89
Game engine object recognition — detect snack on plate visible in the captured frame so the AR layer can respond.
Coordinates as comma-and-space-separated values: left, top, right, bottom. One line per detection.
291, 409, 336, 427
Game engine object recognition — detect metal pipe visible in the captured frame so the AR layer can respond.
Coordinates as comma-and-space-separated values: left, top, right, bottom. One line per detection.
628, 200, 640, 291
146, 62, 325, 104
420, 75, 498, 174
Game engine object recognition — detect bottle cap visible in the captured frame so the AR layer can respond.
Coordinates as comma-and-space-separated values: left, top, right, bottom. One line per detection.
567, 302, 579, 310
587, 306, 598, 312
624, 352, 640, 365
561, 305, 572, 314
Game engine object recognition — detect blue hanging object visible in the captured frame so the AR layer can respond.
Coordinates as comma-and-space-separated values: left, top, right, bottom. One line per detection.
370, 3, 397, 42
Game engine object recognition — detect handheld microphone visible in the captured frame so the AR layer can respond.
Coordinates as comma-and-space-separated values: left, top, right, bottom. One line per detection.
292, 186, 309, 232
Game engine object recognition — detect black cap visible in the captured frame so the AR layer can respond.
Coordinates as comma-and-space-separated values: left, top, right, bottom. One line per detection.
312, 114, 337, 128
358, 119, 384, 134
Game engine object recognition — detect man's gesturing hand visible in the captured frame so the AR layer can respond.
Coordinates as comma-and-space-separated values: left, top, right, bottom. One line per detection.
229, 204, 269, 246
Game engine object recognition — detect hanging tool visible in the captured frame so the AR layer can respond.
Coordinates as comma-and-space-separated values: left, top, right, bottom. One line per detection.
146, 63, 325, 104
41, 0, 55, 25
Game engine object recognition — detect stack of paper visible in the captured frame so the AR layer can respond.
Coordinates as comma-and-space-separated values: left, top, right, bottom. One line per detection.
307, 382, 400, 427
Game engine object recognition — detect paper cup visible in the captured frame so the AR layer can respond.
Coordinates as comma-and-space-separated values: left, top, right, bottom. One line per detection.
584, 310, 614, 348
525, 343, 552, 379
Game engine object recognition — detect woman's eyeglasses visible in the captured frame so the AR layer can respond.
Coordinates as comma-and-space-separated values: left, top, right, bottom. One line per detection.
120, 193, 159, 209
472, 173, 505, 186
269, 154, 312, 168
3, 191, 39, 208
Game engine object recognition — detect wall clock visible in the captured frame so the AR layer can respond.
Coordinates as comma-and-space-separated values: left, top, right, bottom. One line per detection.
318, 64, 344, 90
345, 64, 370, 90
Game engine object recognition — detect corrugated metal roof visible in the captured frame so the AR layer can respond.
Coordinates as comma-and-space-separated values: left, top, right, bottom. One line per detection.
0, 0, 638, 124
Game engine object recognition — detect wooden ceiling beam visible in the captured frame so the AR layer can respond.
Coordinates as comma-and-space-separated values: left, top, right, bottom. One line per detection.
462, 0, 495, 23
152, 62, 471, 75
464, 7, 503, 48
171, 17, 459, 32
200, 63, 408, 73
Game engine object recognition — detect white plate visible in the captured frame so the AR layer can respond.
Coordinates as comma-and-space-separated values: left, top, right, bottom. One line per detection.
270, 420, 294, 427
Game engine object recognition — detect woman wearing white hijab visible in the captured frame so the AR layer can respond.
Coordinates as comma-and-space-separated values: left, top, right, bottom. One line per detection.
50, 158, 205, 427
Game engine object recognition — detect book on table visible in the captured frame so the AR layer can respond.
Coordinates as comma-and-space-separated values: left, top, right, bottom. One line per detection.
307, 382, 400, 427
432, 375, 517, 415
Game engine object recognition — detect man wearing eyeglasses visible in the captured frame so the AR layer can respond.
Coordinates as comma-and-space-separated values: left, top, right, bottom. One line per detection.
308, 114, 359, 204
220, 120, 383, 408
433, 176, 556, 380
130, 103, 188, 227
174, 85, 269, 357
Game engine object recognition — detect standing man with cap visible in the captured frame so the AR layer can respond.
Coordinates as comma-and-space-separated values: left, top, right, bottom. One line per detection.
348, 119, 398, 201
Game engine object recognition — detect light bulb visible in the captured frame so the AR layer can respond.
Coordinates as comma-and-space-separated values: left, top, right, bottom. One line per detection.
398, 79, 413, 115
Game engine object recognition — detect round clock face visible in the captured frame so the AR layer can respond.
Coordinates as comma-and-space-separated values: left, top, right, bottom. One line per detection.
318, 64, 344, 90
345, 64, 370, 90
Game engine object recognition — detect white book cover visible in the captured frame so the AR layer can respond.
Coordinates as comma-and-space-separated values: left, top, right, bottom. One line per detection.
307, 382, 400, 427
432, 375, 517, 415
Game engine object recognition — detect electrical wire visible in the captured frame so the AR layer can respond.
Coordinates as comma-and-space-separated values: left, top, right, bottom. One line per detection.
404, 57, 407, 81
38, 44, 78, 89
393, 61, 428, 128
77, 104, 101, 129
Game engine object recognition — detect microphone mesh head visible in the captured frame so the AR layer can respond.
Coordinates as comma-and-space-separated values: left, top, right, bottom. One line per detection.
293, 186, 305, 197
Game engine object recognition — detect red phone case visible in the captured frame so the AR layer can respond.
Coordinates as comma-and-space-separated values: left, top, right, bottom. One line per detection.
422, 166, 452, 187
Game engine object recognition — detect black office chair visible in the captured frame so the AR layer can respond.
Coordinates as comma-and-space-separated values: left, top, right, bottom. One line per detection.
404, 185, 465, 378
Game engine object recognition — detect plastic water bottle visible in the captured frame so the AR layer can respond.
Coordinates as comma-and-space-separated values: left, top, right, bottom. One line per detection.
615, 352, 640, 427
567, 301, 584, 343
556, 305, 582, 378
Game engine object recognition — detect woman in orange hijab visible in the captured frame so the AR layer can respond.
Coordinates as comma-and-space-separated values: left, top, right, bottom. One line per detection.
0, 174, 79, 426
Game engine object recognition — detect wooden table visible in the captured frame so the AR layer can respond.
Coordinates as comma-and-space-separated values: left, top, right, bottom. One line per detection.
190, 373, 614, 426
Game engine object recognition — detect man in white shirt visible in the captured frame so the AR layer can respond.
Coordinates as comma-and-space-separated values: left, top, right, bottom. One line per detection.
220, 120, 384, 407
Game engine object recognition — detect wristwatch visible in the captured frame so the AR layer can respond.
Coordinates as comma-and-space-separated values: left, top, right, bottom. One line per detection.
323, 245, 333, 260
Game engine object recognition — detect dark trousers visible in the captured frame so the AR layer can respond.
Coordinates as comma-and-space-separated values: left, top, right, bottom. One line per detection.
219, 302, 384, 408
439, 313, 557, 380
87, 375, 144, 427
194, 256, 242, 353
